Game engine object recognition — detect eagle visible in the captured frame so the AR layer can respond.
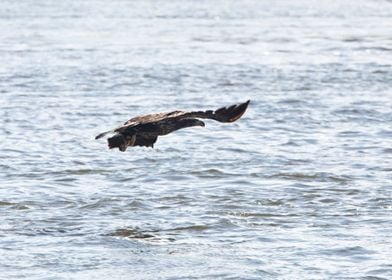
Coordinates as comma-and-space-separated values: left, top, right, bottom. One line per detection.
95, 100, 250, 152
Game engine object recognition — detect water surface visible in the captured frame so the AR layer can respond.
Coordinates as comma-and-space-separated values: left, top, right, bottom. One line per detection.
1, 0, 391, 279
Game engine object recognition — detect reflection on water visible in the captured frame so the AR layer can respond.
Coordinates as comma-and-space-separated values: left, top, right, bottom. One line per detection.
1, 0, 392, 279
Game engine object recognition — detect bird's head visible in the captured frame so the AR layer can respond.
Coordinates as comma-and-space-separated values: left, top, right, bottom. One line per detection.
179, 118, 205, 128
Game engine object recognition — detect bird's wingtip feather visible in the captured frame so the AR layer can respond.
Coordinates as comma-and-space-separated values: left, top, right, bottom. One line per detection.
95, 130, 112, 140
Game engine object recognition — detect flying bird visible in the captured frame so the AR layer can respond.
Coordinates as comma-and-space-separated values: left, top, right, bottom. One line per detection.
95, 100, 250, 152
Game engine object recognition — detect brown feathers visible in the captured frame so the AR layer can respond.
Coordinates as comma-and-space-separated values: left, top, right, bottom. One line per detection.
96, 100, 250, 152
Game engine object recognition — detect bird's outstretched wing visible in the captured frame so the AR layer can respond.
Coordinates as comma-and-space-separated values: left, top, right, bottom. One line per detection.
180, 99, 250, 123
95, 100, 250, 147
95, 111, 187, 140
99, 100, 250, 139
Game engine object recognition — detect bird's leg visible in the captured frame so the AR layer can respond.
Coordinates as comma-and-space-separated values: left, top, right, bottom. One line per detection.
118, 135, 136, 152
127, 135, 136, 147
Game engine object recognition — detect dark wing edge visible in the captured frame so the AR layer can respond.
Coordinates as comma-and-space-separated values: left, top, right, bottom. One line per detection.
134, 135, 158, 148
183, 100, 250, 123
214, 99, 250, 122
107, 134, 157, 150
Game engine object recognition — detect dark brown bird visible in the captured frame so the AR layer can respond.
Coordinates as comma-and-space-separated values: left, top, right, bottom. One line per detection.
95, 100, 250, 152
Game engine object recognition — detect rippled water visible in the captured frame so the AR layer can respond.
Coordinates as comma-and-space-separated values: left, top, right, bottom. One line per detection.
1, 0, 392, 279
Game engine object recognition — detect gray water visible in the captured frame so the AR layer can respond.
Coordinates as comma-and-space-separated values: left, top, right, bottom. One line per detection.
1, 0, 392, 279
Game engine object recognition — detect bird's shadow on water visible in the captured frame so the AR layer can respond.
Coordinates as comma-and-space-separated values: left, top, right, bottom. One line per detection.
107, 224, 211, 244
108, 227, 164, 241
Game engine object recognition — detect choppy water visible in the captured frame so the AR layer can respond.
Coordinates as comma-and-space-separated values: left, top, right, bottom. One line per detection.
1, 0, 392, 279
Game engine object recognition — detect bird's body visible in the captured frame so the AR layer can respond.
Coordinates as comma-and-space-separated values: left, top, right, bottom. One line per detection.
95, 100, 250, 152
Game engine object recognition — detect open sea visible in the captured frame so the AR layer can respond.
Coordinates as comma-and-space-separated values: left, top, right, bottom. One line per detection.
1, 0, 391, 279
